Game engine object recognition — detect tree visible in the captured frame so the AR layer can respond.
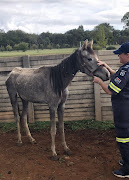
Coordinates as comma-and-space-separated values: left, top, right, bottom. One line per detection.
0, 46, 5, 51
18, 42, 28, 52
31, 44, 38, 50
6, 45, 12, 51
56, 44, 60, 49
91, 23, 113, 45
14, 44, 20, 51
121, 12, 129, 29
40, 44, 44, 50
96, 26, 107, 48
112, 30, 121, 44
65, 25, 85, 47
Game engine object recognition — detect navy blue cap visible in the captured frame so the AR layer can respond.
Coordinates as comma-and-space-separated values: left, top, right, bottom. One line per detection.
113, 42, 129, 54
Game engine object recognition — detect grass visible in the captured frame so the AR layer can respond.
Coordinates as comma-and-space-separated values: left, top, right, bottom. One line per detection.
0, 120, 115, 133
0, 44, 121, 58
65, 120, 114, 130
0, 48, 76, 57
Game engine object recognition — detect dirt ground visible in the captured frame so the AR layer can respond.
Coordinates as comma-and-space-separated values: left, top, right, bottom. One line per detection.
0, 127, 122, 180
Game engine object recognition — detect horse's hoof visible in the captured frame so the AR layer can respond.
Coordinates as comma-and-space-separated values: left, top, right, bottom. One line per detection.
31, 140, 37, 144
65, 149, 72, 156
50, 156, 59, 161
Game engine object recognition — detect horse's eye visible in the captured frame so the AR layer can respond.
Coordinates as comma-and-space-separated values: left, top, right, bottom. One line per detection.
88, 58, 92, 61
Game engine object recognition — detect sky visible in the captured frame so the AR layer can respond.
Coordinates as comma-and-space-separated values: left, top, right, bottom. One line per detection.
0, 0, 129, 34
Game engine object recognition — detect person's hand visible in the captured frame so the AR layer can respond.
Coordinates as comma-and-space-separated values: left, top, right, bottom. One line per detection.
93, 76, 102, 84
97, 60, 107, 67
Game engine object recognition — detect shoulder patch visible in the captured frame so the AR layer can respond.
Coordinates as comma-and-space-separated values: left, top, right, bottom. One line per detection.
114, 77, 121, 84
120, 70, 126, 76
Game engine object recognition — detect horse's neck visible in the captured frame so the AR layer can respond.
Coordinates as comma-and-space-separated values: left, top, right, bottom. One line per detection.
58, 53, 79, 84
50, 52, 79, 95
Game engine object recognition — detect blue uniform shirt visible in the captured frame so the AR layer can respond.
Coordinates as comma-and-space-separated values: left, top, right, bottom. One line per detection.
108, 62, 129, 128
108, 62, 129, 100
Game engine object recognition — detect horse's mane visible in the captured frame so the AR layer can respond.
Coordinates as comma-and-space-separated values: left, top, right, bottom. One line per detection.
50, 50, 80, 96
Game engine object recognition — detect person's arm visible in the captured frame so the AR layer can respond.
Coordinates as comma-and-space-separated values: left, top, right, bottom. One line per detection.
93, 76, 113, 95
97, 60, 115, 78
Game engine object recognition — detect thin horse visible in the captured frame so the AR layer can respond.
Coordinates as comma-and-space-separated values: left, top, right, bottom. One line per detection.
6, 40, 110, 160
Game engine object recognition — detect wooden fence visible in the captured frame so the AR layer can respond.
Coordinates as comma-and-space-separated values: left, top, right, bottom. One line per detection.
0, 50, 120, 123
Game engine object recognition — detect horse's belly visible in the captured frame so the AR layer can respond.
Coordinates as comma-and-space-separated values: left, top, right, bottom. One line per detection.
19, 92, 48, 103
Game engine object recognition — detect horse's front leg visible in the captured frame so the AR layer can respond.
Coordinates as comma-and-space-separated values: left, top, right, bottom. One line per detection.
57, 103, 71, 156
49, 106, 58, 160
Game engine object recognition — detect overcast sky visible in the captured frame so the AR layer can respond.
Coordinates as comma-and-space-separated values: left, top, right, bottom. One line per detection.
0, 0, 129, 34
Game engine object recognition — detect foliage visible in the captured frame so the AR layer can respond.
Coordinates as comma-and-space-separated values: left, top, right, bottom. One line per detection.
121, 12, 129, 29
29, 121, 50, 131
18, 42, 29, 52
91, 23, 114, 45
65, 120, 115, 131
0, 120, 115, 133
6, 45, 13, 51
0, 46, 5, 52
106, 46, 116, 50
97, 26, 107, 48
0, 122, 17, 132
0, 15, 129, 51
93, 44, 102, 50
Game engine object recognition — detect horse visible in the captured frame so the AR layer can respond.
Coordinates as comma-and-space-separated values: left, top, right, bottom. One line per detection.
6, 40, 110, 160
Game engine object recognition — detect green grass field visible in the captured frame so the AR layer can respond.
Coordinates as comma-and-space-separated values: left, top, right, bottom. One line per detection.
0, 44, 120, 58
0, 48, 76, 57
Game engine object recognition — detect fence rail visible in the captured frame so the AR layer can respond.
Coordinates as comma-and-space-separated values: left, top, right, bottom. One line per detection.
0, 51, 120, 123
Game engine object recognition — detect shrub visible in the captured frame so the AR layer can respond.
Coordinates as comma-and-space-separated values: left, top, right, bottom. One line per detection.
18, 42, 29, 52
0, 46, 5, 51
6, 45, 12, 51
93, 44, 102, 50
106, 46, 116, 50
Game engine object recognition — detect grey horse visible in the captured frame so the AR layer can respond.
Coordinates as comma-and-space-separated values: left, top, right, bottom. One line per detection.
6, 40, 110, 160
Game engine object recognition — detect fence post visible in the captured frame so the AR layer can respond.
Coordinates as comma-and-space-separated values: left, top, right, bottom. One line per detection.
94, 83, 102, 121
22, 55, 35, 123
94, 50, 102, 121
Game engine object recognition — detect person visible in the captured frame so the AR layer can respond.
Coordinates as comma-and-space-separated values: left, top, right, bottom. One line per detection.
93, 42, 129, 178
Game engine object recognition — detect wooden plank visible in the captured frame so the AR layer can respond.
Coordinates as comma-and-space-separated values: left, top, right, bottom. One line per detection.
94, 83, 102, 121
22, 55, 34, 123
102, 115, 113, 121
34, 107, 94, 114
0, 67, 15, 72
35, 115, 94, 122
102, 111, 113, 116
0, 119, 15, 123
0, 56, 22, 62
34, 110, 94, 117
30, 54, 69, 61
98, 50, 116, 56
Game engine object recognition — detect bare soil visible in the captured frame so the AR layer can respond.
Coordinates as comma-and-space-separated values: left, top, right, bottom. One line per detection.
0, 128, 121, 180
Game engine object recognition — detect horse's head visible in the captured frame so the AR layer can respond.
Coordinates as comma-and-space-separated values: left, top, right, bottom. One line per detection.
78, 40, 110, 81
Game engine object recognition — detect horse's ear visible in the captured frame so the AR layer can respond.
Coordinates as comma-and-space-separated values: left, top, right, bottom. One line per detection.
82, 39, 88, 50
87, 40, 93, 49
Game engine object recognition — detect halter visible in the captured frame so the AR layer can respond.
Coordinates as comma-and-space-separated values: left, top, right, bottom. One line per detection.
80, 62, 103, 77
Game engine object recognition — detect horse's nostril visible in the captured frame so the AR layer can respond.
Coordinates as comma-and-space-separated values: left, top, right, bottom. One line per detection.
106, 72, 110, 80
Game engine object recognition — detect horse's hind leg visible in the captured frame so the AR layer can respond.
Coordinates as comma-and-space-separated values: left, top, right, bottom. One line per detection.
49, 106, 58, 160
6, 88, 22, 146
21, 99, 36, 144
57, 89, 71, 155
